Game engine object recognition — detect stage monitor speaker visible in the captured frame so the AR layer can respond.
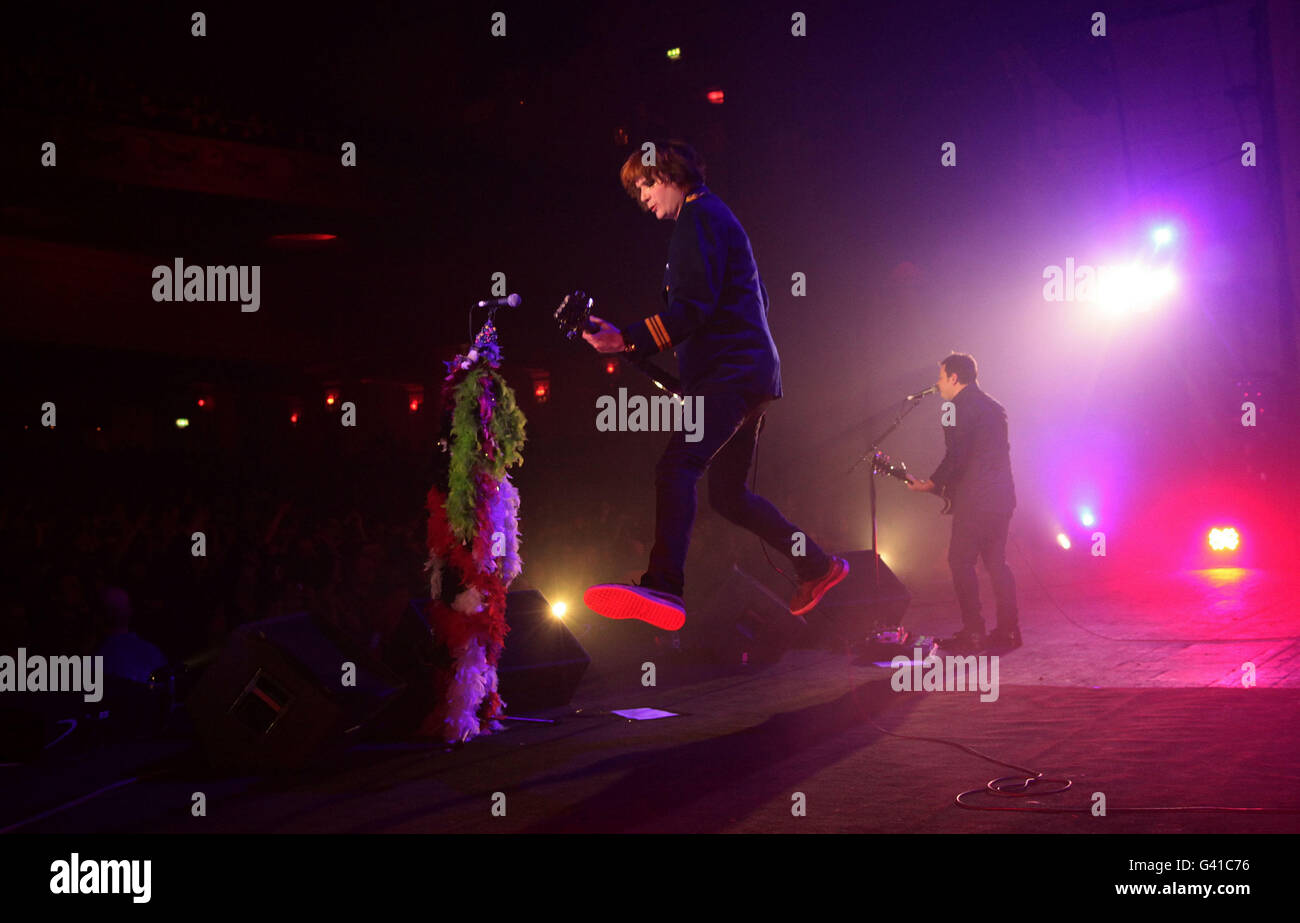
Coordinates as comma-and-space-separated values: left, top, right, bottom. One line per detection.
806, 550, 910, 642
497, 589, 590, 711
694, 564, 805, 664
186, 611, 405, 771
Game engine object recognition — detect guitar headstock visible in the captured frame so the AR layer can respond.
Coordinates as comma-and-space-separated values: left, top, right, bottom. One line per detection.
870, 449, 911, 484
871, 447, 952, 514
554, 290, 596, 340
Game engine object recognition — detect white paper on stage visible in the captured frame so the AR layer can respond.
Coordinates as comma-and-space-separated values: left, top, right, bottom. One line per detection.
612, 707, 678, 720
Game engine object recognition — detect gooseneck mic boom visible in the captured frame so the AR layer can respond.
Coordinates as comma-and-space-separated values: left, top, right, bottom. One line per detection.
906, 385, 938, 401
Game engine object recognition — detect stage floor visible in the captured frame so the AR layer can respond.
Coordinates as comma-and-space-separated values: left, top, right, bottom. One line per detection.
4, 561, 1299, 834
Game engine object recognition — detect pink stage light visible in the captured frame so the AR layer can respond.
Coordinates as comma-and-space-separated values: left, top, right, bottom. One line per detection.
1207, 527, 1240, 552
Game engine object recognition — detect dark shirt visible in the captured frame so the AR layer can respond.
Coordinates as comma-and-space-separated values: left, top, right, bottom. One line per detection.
621, 186, 782, 399
930, 384, 1016, 516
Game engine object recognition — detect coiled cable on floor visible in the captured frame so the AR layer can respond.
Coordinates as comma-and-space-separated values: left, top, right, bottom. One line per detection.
867, 718, 1300, 814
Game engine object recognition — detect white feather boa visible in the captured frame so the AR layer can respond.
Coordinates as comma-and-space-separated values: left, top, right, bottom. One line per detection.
440, 636, 505, 743
483, 475, 522, 583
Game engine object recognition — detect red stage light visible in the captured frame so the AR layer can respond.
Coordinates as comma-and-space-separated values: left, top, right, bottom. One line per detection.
325, 392, 337, 406
409, 399, 420, 412
605, 360, 617, 375
290, 412, 299, 425
707, 89, 725, 104
197, 398, 206, 407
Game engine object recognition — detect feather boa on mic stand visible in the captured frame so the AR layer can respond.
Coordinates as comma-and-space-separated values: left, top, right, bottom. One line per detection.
419, 319, 526, 743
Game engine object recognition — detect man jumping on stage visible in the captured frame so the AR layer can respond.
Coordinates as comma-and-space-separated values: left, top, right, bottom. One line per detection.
906, 353, 1020, 653
581, 139, 848, 632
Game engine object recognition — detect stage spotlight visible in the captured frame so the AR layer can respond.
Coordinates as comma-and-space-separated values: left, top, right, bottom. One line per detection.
1151, 225, 1175, 247
175, 418, 190, 429
1207, 527, 1240, 551
1097, 261, 1178, 315
1079, 507, 1096, 527
666, 47, 682, 60
325, 392, 337, 406
551, 601, 568, 618
707, 89, 725, 104
408, 398, 420, 412
1056, 533, 1071, 550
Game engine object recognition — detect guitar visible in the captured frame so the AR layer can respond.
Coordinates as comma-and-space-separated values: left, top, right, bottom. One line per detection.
554, 290, 683, 399
871, 448, 952, 514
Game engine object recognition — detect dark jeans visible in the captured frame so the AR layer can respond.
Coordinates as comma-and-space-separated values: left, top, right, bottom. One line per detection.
948, 509, 1018, 634
640, 390, 831, 598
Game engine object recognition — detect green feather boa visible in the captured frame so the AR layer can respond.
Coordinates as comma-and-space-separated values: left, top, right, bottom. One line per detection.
445, 367, 527, 542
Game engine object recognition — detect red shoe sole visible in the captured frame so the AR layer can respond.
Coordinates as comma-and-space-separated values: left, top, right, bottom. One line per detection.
790, 557, 850, 616
584, 585, 685, 631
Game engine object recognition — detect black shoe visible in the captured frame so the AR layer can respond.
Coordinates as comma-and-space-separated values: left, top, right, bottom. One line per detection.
937, 629, 986, 654
986, 627, 1022, 652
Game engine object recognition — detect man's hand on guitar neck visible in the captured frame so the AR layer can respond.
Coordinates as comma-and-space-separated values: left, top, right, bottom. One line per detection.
582, 315, 627, 354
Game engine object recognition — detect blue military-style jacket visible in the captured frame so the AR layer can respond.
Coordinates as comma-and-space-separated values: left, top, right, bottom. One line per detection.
621, 186, 782, 400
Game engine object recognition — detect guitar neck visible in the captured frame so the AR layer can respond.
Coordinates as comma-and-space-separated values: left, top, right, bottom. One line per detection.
623, 354, 682, 399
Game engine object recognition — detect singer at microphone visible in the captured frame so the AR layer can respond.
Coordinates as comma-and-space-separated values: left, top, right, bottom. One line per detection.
476, 293, 522, 308
904, 353, 1019, 656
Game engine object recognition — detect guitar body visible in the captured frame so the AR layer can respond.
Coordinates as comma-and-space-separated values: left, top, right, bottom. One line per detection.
871, 448, 952, 514
554, 290, 683, 398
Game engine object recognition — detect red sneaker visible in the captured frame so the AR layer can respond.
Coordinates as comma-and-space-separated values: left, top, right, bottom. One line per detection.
584, 584, 686, 631
789, 556, 850, 616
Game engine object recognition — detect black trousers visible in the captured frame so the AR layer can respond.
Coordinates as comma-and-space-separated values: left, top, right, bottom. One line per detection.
948, 509, 1018, 634
640, 390, 831, 598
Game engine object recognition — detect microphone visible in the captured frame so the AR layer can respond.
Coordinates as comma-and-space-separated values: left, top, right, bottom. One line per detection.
476, 293, 522, 308
906, 385, 938, 401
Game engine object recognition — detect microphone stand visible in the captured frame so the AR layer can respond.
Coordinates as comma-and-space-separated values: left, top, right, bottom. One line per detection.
849, 393, 929, 589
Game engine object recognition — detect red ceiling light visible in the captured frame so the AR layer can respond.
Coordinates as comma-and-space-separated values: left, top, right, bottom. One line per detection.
605, 360, 617, 375
706, 89, 725, 104
290, 411, 300, 425
325, 392, 337, 406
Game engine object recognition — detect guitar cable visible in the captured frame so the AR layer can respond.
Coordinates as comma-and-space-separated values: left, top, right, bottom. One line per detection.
870, 535, 1300, 814
748, 413, 800, 590
747, 414, 1299, 814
